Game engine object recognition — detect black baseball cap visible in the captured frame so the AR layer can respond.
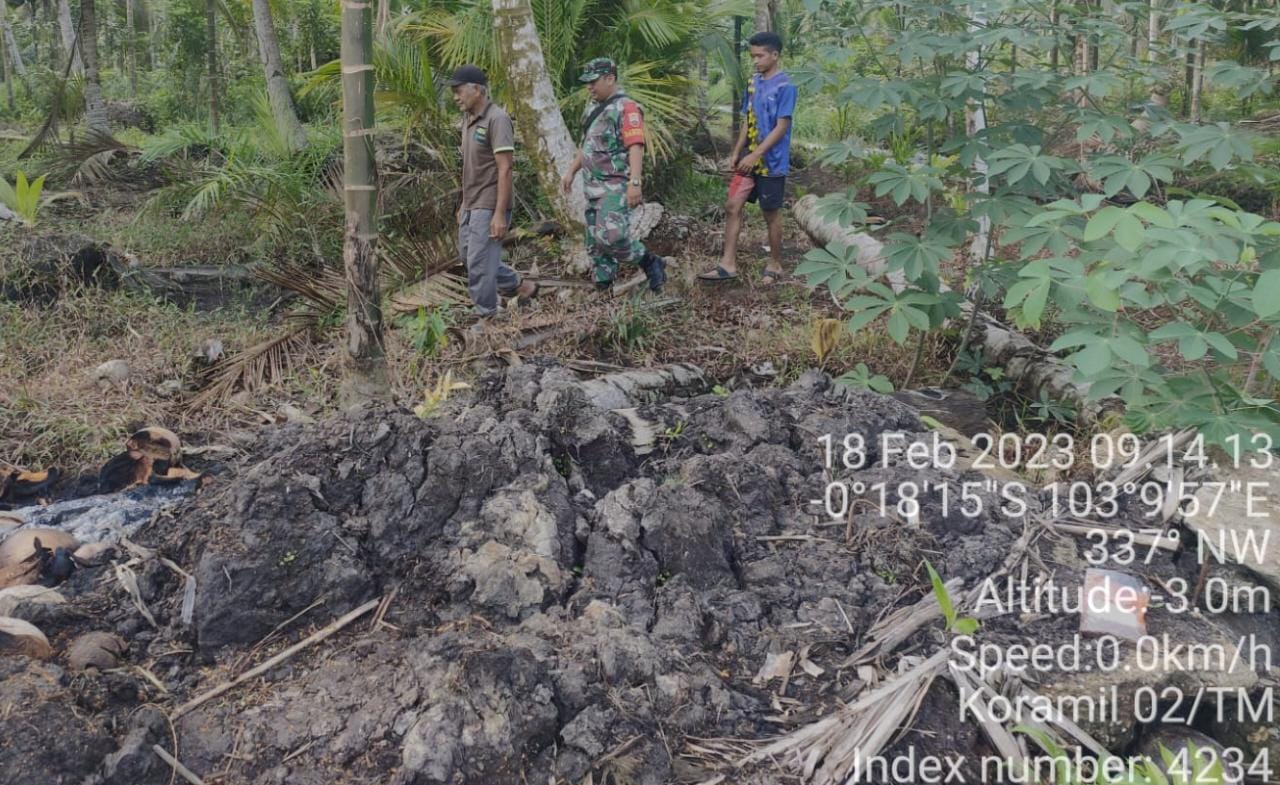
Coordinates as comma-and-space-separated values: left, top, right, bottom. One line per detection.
446, 64, 487, 87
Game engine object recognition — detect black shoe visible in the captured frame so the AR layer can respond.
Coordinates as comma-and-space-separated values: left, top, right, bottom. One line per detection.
595, 279, 615, 292
639, 252, 667, 292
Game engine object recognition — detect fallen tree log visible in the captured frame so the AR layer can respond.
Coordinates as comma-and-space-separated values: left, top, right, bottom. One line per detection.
792, 194, 1122, 423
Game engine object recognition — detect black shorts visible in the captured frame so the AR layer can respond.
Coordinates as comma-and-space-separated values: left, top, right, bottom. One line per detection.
747, 175, 786, 211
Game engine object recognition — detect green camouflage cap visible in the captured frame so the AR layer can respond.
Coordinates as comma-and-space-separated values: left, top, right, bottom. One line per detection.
578, 57, 618, 83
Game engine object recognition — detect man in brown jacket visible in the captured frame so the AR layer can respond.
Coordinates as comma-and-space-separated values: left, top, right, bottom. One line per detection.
448, 64, 536, 319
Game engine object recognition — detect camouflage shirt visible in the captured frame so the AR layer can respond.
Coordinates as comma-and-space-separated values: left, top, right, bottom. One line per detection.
580, 93, 646, 191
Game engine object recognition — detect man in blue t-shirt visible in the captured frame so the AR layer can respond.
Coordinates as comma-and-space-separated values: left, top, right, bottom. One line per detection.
699, 31, 797, 285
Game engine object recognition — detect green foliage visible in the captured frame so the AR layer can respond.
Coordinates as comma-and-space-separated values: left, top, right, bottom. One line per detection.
401, 306, 452, 357
794, 0, 1280, 447
138, 117, 343, 255
405, 0, 749, 160
923, 559, 978, 635
0, 171, 46, 225
834, 363, 894, 394
608, 301, 658, 354
1014, 725, 1174, 785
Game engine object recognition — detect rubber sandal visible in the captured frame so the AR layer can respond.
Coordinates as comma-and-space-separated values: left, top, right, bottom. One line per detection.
760, 269, 785, 285
697, 265, 738, 282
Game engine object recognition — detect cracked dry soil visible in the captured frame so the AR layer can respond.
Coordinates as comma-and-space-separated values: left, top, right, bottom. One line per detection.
2, 360, 1026, 785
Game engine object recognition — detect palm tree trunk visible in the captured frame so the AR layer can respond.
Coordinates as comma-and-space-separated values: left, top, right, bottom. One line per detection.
125, 0, 137, 96
492, 0, 591, 272
251, 0, 307, 150
2, 15, 27, 83
339, 0, 388, 403
80, 0, 110, 134
57, 0, 83, 74
1049, 0, 1059, 70
206, 0, 220, 134
1189, 38, 1204, 123
754, 0, 773, 33
1146, 0, 1159, 62
1, 6, 12, 111
731, 15, 742, 139
148, 0, 158, 69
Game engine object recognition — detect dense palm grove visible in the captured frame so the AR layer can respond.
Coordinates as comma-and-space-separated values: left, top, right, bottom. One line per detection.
2, 0, 1280, 466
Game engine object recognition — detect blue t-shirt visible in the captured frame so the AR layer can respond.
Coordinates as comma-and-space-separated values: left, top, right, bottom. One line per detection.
742, 71, 797, 177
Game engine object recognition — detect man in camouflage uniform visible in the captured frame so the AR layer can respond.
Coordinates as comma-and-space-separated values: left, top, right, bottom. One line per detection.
561, 57, 667, 292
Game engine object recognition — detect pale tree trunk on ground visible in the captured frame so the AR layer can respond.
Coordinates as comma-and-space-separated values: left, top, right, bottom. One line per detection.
492, 0, 591, 272
57, 0, 82, 73
792, 194, 1122, 422
339, 0, 389, 404
80, 0, 111, 134
251, 0, 308, 150
125, 0, 136, 96
206, 0, 220, 134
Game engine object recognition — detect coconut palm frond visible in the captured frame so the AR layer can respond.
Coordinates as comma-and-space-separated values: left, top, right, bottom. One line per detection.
19, 55, 83, 159
531, 0, 596, 83
176, 160, 249, 220
45, 131, 132, 186
137, 122, 246, 165
404, 0, 495, 74
189, 327, 313, 409
560, 61, 693, 160
617, 0, 703, 52
702, 0, 754, 19
372, 33, 450, 131
300, 57, 342, 99
248, 90, 300, 159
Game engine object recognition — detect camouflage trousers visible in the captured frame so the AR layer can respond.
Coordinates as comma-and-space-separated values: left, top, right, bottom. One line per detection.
585, 187, 647, 284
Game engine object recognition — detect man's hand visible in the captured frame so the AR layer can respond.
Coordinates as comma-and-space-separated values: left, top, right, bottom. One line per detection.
626, 183, 642, 208
735, 152, 760, 174
728, 149, 743, 172
561, 172, 575, 194
489, 213, 508, 240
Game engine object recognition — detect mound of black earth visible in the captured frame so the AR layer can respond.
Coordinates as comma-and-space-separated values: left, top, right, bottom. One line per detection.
2, 361, 1021, 785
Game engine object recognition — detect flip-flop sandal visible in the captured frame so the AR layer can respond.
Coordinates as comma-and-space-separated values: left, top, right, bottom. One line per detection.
697, 265, 738, 282
760, 269, 785, 285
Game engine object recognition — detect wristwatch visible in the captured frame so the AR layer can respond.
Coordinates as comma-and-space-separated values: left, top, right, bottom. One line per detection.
629, 178, 641, 187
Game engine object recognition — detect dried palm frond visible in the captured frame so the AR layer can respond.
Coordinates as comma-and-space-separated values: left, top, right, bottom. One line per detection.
728, 649, 949, 785
189, 327, 312, 409
252, 260, 346, 312
45, 131, 132, 186
390, 271, 470, 315
380, 232, 455, 283
19, 38, 82, 159
842, 576, 960, 667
